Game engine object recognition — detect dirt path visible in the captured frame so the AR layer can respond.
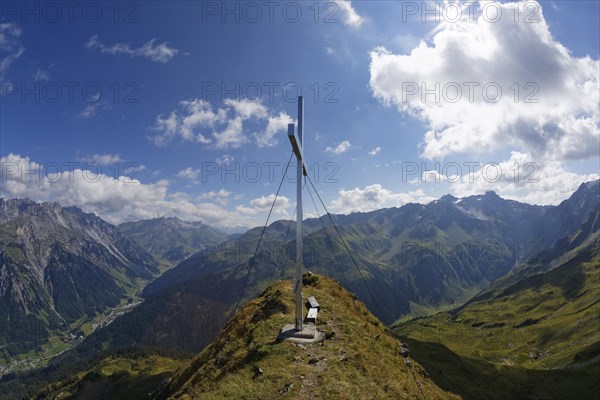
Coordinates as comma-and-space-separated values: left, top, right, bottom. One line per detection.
296, 309, 344, 399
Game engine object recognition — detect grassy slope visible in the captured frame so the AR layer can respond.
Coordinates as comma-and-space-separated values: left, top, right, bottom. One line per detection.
42, 354, 183, 400
395, 235, 600, 399
156, 274, 460, 400
400, 339, 599, 400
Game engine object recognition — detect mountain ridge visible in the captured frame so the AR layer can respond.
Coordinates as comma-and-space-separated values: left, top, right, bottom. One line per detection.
0, 197, 158, 359
142, 186, 561, 321
0, 181, 598, 398
81, 181, 598, 364
118, 216, 228, 266
152, 273, 460, 399
395, 208, 600, 399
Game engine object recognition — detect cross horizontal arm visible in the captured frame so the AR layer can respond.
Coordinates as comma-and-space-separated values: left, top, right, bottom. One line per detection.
288, 123, 303, 161
288, 123, 307, 176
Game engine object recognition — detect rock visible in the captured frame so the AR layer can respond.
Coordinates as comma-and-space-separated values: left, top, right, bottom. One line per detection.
252, 366, 264, 379
280, 383, 294, 393
400, 346, 410, 358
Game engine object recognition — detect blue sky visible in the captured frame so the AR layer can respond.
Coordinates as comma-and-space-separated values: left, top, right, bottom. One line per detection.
1, 1, 599, 230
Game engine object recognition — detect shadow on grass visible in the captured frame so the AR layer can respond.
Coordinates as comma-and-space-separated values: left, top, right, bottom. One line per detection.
402, 338, 600, 400
65, 370, 174, 400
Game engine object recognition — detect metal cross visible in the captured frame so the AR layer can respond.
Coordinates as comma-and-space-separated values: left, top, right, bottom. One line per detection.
288, 96, 304, 331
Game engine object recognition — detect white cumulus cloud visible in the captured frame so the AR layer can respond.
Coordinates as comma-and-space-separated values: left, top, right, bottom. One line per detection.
151, 98, 294, 149
215, 154, 235, 164
0, 153, 270, 229
255, 112, 295, 147
447, 152, 600, 205
197, 189, 231, 205
334, 1, 364, 28
369, 1, 599, 161
368, 146, 381, 156
177, 167, 201, 183
325, 140, 352, 155
330, 184, 435, 214
236, 194, 290, 215
83, 154, 124, 165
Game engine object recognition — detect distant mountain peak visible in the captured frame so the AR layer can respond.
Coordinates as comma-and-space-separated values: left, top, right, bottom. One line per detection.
117, 215, 227, 266
581, 179, 599, 191
457, 190, 509, 204
153, 216, 182, 223
439, 194, 458, 202
569, 179, 600, 200
484, 190, 500, 198
0, 196, 35, 205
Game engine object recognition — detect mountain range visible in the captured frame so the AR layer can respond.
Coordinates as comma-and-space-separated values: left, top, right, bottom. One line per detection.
140, 181, 598, 328
395, 204, 599, 399
118, 217, 228, 266
0, 180, 597, 399
0, 198, 157, 357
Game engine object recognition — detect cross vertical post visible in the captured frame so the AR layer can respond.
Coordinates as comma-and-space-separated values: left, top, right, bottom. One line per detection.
288, 96, 304, 331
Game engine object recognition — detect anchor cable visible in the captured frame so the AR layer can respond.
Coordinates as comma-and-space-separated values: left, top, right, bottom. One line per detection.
305, 174, 385, 320
306, 174, 426, 400
305, 178, 351, 291
233, 151, 294, 314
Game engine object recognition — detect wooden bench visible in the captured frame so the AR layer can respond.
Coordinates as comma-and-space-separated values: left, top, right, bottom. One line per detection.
305, 296, 320, 311
306, 307, 318, 323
